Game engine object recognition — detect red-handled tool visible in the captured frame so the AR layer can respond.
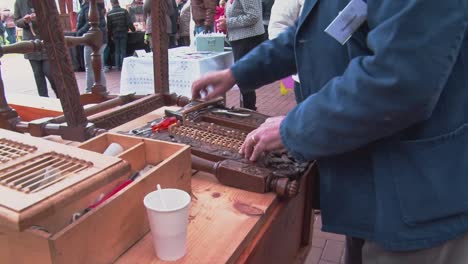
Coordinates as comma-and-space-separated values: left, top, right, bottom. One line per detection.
151, 116, 178, 133
71, 172, 140, 222
88, 172, 140, 209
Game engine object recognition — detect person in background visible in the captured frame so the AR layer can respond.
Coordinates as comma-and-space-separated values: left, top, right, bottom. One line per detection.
191, 0, 216, 34
2, 9, 17, 44
176, 0, 187, 12
214, 0, 225, 34
77, 0, 108, 93
0, 17, 5, 45
260, 0, 274, 40
14, 0, 59, 97
107, 0, 135, 71
127, 0, 144, 24
268, 0, 302, 101
169, 0, 179, 47
143, 0, 177, 49
216, 0, 264, 110
178, 0, 191, 46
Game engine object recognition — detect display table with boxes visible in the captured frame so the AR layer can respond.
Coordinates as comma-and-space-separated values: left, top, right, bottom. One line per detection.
120, 47, 234, 98
0, 103, 315, 263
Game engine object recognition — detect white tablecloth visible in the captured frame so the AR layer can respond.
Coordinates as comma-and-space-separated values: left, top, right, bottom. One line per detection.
120, 47, 234, 98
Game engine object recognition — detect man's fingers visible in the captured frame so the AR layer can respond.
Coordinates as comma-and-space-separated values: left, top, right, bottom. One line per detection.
192, 78, 209, 99
250, 142, 265, 162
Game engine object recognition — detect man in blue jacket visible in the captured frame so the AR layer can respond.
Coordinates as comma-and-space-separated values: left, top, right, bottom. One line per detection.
192, 0, 468, 262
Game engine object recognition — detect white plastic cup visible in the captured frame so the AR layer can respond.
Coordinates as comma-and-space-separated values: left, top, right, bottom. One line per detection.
102, 142, 124, 156
143, 189, 191, 261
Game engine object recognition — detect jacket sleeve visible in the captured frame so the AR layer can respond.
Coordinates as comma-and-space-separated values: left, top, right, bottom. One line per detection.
231, 23, 297, 88
143, 0, 151, 19
106, 13, 112, 36
268, 0, 301, 39
126, 10, 136, 32
14, 1, 28, 28
76, 10, 90, 36
280, 0, 468, 160
226, 0, 262, 29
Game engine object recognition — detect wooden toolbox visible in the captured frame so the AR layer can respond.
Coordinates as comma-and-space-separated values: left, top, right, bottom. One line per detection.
0, 130, 191, 264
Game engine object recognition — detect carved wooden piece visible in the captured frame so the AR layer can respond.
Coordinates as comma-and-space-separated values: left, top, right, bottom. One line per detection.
151, 0, 169, 94
0, 39, 43, 56
52, 94, 135, 124
87, 0, 105, 94
0, 129, 128, 231
31, 0, 89, 132
201, 110, 269, 132
88, 94, 167, 129
191, 155, 299, 197
0, 63, 19, 130
127, 104, 311, 197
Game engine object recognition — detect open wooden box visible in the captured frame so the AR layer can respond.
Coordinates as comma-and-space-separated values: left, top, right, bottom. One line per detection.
0, 131, 191, 264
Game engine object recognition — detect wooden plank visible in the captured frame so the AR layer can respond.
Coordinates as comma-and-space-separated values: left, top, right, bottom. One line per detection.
118, 142, 147, 171
236, 173, 311, 264
0, 129, 127, 231
115, 172, 278, 263
78, 133, 143, 154
0, 226, 53, 264
7, 93, 63, 121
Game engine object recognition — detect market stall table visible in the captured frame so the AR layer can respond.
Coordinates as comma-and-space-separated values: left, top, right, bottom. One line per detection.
110, 107, 315, 263
8, 99, 315, 263
120, 47, 234, 98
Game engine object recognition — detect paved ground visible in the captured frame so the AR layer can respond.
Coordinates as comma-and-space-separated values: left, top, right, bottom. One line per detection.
1, 54, 345, 264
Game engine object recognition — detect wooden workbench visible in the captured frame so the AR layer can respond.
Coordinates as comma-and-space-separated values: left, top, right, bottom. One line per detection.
110, 107, 315, 263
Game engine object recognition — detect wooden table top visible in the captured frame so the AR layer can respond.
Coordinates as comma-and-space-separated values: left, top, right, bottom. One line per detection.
111, 107, 281, 263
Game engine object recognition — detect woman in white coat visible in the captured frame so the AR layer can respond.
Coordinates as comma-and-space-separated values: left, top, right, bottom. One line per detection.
268, 0, 303, 101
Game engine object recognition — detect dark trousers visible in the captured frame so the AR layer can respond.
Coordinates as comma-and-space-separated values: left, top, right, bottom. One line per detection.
29, 59, 58, 97
345, 236, 365, 264
113, 35, 127, 70
178, 36, 190, 47
230, 34, 265, 110
6, 28, 16, 44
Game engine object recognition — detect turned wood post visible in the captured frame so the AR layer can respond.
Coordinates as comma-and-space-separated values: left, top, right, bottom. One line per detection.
31, 0, 90, 138
87, 0, 106, 94
58, 0, 67, 14
151, 0, 169, 94
0, 61, 19, 130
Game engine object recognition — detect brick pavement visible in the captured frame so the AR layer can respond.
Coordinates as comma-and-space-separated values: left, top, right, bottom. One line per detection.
1, 54, 345, 264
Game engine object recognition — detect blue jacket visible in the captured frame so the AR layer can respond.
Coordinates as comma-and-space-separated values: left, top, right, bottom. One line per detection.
231, 0, 468, 251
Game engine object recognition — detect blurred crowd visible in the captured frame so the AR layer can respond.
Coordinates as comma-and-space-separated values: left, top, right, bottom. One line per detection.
3, 0, 276, 100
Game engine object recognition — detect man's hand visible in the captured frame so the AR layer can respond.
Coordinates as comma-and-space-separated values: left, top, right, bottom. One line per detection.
191, 69, 236, 100
23, 14, 32, 23
240, 116, 285, 161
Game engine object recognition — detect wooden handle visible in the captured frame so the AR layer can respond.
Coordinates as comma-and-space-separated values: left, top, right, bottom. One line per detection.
180, 97, 225, 115
0, 40, 43, 57
191, 155, 219, 174
268, 177, 299, 198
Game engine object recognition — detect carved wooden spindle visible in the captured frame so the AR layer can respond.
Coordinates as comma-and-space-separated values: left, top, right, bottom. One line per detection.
31, 0, 94, 141
0, 61, 19, 130
87, 0, 105, 94
151, 0, 169, 94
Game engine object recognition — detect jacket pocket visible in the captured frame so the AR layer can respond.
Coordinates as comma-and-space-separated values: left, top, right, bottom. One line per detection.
375, 123, 468, 225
